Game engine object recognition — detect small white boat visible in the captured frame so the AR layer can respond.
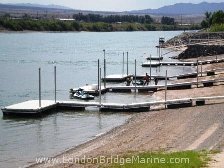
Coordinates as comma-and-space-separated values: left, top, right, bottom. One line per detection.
71, 88, 94, 100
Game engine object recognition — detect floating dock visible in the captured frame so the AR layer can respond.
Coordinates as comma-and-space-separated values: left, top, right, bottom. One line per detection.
167, 82, 192, 90
142, 58, 224, 67
108, 78, 224, 92
1, 100, 152, 116
175, 73, 198, 79
71, 77, 224, 96
109, 85, 161, 92
99, 68, 223, 85
2, 95, 224, 116
1, 100, 57, 115
99, 103, 150, 112
142, 61, 196, 67
102, 74, 133, 82
200, 59, 224, 65
2, 75, 224, 116
135, 75, 169, 80
146, 56, 163, 61
142, 62, 161, 67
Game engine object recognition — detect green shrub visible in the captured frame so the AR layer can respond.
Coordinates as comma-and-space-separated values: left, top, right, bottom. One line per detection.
210, 23, 224, 32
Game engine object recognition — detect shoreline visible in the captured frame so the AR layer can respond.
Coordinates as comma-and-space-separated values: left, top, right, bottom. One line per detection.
0, 29, 191, 33
29, 54, 224, 168
28, 113, 135, 168
30, 104, 224, 168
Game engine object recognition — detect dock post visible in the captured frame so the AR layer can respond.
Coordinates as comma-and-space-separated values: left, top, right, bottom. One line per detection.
103, 50, 106, 89
165, 70, 167, 109
122, 52, 124, 77
159, 45, 161, 60
197, 60, 199, 88
158, 51, 161, 72
54, 66, 57, 103
135, 59, 137, 93
208, 33, 210, 45
99, 68, 102, 106
150, 54, 152, 83
159, 50, 161, 64
160, 46, 162, 57
127, 52, 129, 76
201, 61, 203, 77
39, 68, 41, 107
98, 59, 100, 90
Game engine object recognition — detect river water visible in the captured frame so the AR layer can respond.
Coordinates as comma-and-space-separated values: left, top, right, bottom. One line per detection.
0, 31, 195, 168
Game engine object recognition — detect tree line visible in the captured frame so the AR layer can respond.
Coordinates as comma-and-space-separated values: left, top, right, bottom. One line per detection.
73, 13, 154, 24
73, 13, 178, 25
0, 13, 200, 32
161, 16, 175, 25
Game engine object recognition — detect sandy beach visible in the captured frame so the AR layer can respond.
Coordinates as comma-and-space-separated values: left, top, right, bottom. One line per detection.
30, 55, 224, 168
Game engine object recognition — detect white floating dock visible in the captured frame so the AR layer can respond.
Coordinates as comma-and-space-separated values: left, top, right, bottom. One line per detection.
1, 100, 57, 115
142, 62, 161, 67
3, 95, 224, 116
1, 100, 151, 115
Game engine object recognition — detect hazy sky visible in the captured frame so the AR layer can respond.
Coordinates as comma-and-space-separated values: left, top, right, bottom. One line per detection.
1, 0, 223, 11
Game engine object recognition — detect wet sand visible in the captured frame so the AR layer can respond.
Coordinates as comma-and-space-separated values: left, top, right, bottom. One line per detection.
30, 56, 224, 168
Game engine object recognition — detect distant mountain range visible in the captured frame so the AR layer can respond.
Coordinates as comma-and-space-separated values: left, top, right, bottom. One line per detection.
129, 2, 224, 15
13, 3, 72, 10
0, 2, 223, 16
0, 3, 72, 10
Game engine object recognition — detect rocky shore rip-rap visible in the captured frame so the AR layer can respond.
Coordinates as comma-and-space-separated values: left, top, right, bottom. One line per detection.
163, 32, 224, 59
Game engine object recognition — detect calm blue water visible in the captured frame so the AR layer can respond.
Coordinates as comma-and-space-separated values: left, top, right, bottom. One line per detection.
0, 31, 195, 168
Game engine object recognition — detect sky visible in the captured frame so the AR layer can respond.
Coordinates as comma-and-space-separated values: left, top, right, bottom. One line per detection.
1, 0, 223, 11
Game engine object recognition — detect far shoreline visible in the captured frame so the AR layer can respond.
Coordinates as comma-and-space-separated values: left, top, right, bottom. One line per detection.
0, 29, 188, 33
